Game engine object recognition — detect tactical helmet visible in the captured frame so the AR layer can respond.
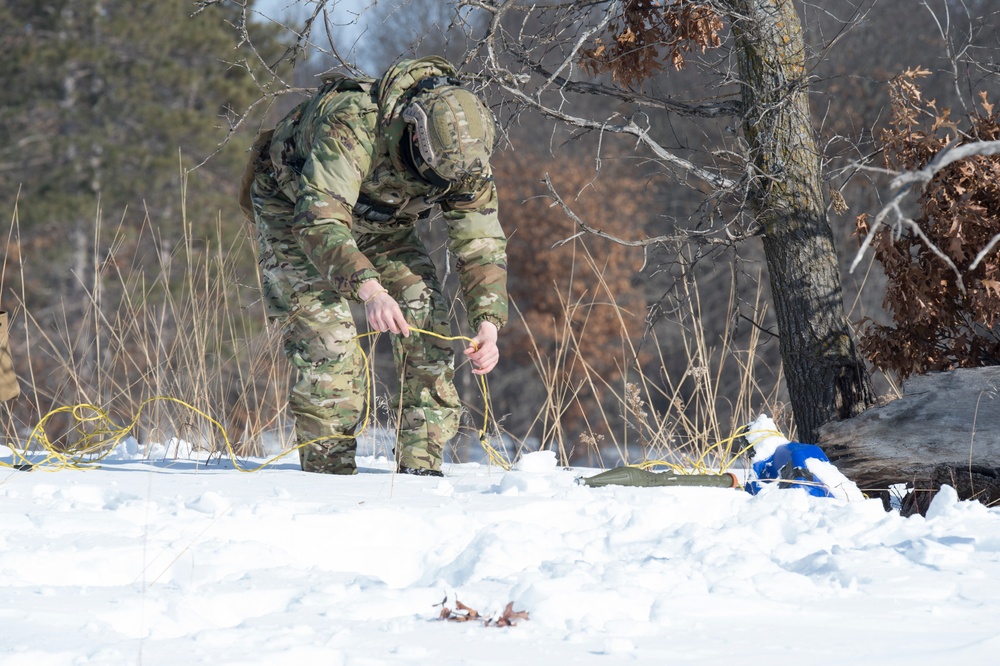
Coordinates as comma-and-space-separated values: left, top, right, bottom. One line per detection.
402, 82, 496, 187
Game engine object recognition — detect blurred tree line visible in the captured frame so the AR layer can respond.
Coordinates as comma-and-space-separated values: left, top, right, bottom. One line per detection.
0, 1, 285, 301
0, 0, 288, 443
2, 0, 997, 458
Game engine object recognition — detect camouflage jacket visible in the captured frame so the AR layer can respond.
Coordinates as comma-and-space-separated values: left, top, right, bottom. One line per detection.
266, 56, 508, 331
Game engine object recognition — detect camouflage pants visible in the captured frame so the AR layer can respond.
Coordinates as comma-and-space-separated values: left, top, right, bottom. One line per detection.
251, 173, 460, 474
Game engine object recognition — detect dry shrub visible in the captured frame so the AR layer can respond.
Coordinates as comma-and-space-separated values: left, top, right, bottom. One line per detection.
857, 69, 1000, 381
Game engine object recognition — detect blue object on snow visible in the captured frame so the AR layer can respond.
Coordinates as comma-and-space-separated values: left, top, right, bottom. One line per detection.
745, 442, 834, 498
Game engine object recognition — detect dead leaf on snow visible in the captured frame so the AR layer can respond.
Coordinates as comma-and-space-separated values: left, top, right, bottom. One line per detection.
490, 601, 531, 627
437, 597, 529, 627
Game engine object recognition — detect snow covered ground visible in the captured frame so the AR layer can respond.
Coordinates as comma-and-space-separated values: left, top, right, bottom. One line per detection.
1, 445, 999, 665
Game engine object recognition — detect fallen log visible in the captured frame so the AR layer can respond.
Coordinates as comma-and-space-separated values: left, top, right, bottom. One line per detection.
818, 367, 1000, 514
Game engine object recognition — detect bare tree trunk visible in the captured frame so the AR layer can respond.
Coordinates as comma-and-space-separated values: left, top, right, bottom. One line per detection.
729, 0, 875, 442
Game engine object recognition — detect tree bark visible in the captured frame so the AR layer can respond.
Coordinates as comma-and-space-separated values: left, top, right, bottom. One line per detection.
728, 0, 875, 442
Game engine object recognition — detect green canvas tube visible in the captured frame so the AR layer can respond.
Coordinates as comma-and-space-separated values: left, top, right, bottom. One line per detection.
581, 466, 739, 489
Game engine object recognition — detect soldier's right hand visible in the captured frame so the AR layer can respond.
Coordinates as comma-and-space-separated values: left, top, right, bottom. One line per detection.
363, 289, 410, 337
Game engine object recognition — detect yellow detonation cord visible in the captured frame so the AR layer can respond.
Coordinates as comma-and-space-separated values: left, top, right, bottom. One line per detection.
3, 327, 511, 473
631, 424, 787, 479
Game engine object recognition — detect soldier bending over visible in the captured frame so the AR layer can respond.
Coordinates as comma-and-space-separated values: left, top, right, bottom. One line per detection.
244, 56, 508, 476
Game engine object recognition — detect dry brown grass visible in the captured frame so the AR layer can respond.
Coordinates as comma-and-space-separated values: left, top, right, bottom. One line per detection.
501, 246, 790, 471
2, 194, 788, 472
1, 193, 291, 461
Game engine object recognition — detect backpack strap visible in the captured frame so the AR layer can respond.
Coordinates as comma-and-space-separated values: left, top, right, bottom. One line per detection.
413, 75, 464, 95
319, 72, 377, 94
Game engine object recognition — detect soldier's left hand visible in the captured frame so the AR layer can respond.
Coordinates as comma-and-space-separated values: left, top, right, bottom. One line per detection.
465, 321, 499, 375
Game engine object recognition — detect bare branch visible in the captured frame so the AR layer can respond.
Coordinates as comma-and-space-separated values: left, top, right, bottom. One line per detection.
497, 79, 737, 191
542, 174, 729, 250
892, 140, 1000, 189
970, 234, 1000, 272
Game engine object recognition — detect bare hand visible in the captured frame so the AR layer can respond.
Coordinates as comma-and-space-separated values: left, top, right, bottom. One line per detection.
359, 281, 409, 337
464, 320, 499, 375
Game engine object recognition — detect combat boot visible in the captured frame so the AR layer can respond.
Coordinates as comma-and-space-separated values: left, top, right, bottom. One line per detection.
298, 439, 357, 474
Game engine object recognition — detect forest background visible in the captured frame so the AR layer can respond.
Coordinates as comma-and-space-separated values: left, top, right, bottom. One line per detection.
1, 0, 997, 467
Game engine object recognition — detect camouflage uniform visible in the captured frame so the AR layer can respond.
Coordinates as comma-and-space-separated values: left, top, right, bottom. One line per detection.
248, 57, 508, 475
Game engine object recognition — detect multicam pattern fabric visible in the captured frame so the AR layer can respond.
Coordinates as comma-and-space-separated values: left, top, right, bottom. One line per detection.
403, 85, 495, 186
249, 57, 507, 474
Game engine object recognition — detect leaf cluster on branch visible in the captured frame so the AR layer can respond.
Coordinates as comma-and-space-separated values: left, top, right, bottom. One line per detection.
856, 69, 1000, 381
579, 0, 723, 87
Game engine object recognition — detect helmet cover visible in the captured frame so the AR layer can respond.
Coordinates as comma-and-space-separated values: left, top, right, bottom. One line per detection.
402, 86, 495, 186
